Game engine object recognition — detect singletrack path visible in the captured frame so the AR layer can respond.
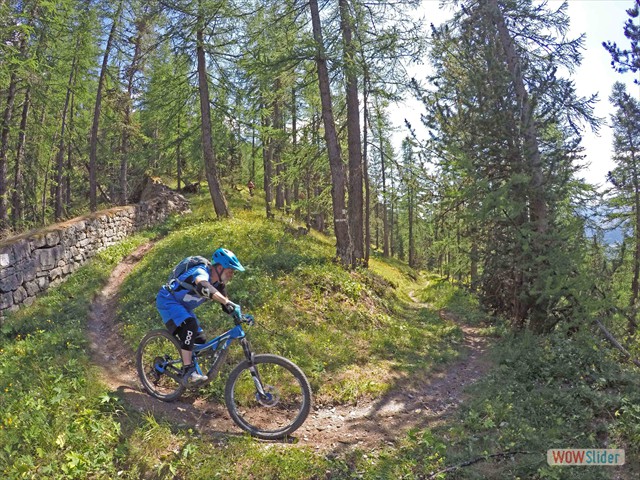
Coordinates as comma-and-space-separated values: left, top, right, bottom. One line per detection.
88, 243, 492, 452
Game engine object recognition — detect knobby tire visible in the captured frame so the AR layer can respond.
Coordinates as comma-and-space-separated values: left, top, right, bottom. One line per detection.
136, 329, 186, 402
224, 354, 312, 440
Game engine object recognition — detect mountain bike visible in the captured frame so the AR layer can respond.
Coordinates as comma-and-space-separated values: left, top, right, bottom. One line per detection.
136, 314, 312, 440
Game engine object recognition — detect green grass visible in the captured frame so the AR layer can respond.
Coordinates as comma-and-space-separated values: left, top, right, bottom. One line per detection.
429, 328, 640, 479
1, 187, 638, 479
117, 197, 463, 406
0, 234, 152, 478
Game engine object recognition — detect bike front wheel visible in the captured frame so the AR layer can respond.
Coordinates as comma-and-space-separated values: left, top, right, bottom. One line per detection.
224, 354, 312, 440
136, 329, 186, 402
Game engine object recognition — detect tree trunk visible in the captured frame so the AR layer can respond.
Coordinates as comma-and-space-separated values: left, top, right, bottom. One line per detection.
595, 319, 640, 367
120, 18, 146, 205
11, 85, 29, 229
389, 164, 395, 257
177, 115, 182, 191
378, 114, 389, 257
375, 201, 379, 250
89, 0, 122, 211
408, 174, 415, 268
55, 51, 78, 220
363, 72, 371, 266
31, 97, 48, 225
340, 0, 364, 267
251, 136, 257, 188
309, 0, 351, 266
0, 72, 17, 231
630, 164, 640, 335
484, 0, 547, 235
275, 159, 285, 210
273, 80, 285, 211
261, 101, 274, 219
263, 138, 274, 219
305, 113, 318, 229
42, 143, 56, 226
284, 175, 291, 213
305, 173, 312, 228
292, 86, 300, 219
66, 90, 75, 211
196, 14, 229, 218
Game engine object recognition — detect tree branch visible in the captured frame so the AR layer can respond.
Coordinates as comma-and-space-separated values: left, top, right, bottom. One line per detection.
426, 451, 534, 479
595, 319, 640, 368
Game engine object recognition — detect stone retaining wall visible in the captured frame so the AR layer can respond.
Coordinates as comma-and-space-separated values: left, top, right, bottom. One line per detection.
0, 187, 189, 319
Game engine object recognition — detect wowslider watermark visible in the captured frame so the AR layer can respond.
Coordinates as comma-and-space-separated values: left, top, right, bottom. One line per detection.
547, 449, 625, 466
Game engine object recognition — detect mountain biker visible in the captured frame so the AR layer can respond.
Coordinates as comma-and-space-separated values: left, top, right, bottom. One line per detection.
156, 247, 245, 385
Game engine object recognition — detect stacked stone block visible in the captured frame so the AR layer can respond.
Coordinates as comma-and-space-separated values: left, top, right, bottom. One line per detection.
0, 191, 189, 320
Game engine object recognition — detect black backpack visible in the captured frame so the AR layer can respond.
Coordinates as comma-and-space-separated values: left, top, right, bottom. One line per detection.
166, 256, 211, 293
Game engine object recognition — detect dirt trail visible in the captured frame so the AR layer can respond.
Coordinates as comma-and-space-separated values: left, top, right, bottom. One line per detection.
88, 243, 492, 452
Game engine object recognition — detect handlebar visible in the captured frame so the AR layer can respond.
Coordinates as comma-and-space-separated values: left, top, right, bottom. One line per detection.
234, 313, 255, 326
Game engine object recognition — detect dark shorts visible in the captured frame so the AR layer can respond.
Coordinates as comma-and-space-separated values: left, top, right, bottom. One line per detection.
169, 316, 206, 351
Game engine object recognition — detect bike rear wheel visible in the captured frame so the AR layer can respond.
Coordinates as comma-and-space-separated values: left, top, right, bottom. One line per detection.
136, 329, 186, 401
224, 354, 312, 440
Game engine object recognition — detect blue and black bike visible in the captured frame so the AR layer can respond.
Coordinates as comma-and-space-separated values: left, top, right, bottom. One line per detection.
136, 314, 312, 440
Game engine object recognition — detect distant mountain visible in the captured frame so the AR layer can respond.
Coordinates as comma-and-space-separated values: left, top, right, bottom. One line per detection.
580, 204, 625, 246
603, 227, 624, 245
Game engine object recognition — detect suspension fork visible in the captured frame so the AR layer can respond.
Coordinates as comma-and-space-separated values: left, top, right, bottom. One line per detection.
240, 338, 267, 396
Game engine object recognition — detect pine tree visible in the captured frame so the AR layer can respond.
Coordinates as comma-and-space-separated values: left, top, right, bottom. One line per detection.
608, 82, 640, 334
603, 0, 640, 82
419, 0, 598, 331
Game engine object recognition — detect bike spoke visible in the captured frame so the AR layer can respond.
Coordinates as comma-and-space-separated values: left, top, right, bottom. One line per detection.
226, 357, 310, 438
137, 331, 185, 401
137, 330, 312, 438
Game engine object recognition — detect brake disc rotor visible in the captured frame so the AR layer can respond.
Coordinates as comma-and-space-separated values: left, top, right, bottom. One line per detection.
256, 385, 280, 407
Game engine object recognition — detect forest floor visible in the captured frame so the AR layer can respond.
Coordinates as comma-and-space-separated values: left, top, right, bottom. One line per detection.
87, 241, 493, 453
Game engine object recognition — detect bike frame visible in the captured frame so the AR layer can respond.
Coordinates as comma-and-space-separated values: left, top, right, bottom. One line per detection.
193, 323, 246, 354
191, 322, 267, 397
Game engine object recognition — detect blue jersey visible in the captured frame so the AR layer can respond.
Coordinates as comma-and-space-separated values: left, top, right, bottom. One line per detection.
156, 264, 223, 328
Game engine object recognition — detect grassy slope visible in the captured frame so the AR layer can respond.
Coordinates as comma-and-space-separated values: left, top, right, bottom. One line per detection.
0, 189, 638, 479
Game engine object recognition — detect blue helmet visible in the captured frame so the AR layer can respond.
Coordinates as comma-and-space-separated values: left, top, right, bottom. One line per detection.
212, 247, 245, 272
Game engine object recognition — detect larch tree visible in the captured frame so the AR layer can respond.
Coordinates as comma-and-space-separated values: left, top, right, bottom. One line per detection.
352, 0, 426, 265
339, 0, 364, 267
481, 0, 548, 236
0, 4, 29, 231
150, 0, 239, 218
54, 44, 78, 221
308, 0, 351, 266
89, 0, 124, 212
119, 0, 156, 205
194, 0, 229, 217
371, 99, 392, 257
140, 42, 200, 187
